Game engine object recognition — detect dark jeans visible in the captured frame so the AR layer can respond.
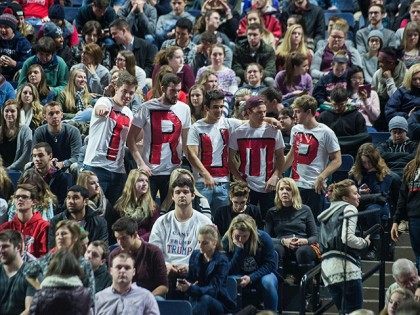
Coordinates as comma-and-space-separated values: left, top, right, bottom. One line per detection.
299, 188, 324, 221
328, 279, 363, 313
191, 295, 224, 315
409, 217, 420, 271
249, 190, 275, 220
150, 175, 170, 204
276, 244, 317, 267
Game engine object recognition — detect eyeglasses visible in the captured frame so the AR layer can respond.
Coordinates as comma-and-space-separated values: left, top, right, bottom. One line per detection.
15, 195, 31, 200
116, 57, 126, 62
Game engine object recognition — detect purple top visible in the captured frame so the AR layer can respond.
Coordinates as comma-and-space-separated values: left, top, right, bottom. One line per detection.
274, 70, 313, 99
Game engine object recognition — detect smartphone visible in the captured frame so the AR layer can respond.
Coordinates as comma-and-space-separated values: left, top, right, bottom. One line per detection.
358, 84, 371, 98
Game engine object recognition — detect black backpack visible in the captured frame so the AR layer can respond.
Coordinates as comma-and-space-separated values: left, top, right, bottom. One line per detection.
319, 205, 346, 254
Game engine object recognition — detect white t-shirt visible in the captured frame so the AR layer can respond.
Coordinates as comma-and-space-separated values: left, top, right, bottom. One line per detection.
84, 97, 133, 173
132, 99, 191, 175
187, 117, 242, 183
290, 123, 340, 189
149, 210, 212, 265
229, 122, 285, 193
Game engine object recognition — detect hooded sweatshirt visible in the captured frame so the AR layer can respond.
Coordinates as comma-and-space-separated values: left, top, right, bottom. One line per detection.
0, 211, 49, 258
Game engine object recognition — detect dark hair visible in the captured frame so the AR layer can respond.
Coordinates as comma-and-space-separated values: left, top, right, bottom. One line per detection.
171, 177, 195, 194
111, 217, 138, 236
44, 101, 63, 114
115, 70, 138, 87
93, 0, 109, 8
369, 3, 385, 14
46, 249, 83, 278
161, 73, 181, 89
260, 87, 283, 103
284, 51, 307, 87
175, 17, 193, 33
380, 47, 400, 61
16, 183, 38, 200
347, 65, 365, 90
82, 20, 102, 37
110, 18, 130, 31
83, 42, 103, 64
0, 230, 23, 248
90, 240, 109, 260
330, 86, 348, 103
247, 23, 263, 33
33, 142, 53, 155
35, 36, 56, 54
279, 107, 294, 119
200, 31, 217, 44
204, 89, 225, 108
110, 252, 135, 267
67, 185, 90, 199
229, 181, 250, 198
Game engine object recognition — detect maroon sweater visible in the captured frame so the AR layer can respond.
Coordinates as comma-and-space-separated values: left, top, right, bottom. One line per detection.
110, 241, 168, 292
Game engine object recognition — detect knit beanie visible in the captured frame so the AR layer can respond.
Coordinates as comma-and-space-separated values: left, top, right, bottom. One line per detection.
388, 116, 408, 132
368, 29, 384, 43
44, 22, 63, 38
8, 3, 24, 18
48, 0, 65, 20
0, 9, 17, 31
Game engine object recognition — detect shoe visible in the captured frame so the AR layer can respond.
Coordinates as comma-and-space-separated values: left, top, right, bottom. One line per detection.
398, 220, 409, 233
284, 274, 297, 285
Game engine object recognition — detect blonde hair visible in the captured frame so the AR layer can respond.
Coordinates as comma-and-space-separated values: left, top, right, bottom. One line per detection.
198, 224, 222, 251
274, 178, 302, 209
0, 158, 13, 195
16, 83, 44, 129
276, 24, 308, 59
225, 214, 259, 256
114, 169, 156, 221
60, 69, 92, 113
402, 63, 420, 90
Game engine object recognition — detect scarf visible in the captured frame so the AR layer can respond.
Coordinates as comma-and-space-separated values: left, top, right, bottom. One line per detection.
41, 275, 83, 288
20, 108, 33, 127
75, 89, 85, 112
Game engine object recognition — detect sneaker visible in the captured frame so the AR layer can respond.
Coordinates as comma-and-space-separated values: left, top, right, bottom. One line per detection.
398, 220, 409, 233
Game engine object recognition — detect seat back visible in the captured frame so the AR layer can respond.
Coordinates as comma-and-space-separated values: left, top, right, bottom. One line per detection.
370, 132, 391, 147
331, 154, 354, 183
157, 300, 193, 315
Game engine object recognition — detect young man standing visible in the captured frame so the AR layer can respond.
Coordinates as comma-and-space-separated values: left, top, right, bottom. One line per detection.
0, 184, 49, 258
127, 73, 191, 202
283, 95, 342, 219
83, 71, 137, 205
187, 89, 243, 212
229, 95, 285, 218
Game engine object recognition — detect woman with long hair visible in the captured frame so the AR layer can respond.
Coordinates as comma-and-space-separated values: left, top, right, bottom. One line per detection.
160, 168, 211, 219
188, 84, 206, 123
401, 21, 420, 69
0, 100, 32, 172
380, 288, 414, 315
16, 83, 44, 131
152, 46, 195, 93
265, 178, 318, 281
0, 157, 13, 201
29, 249, 92, 315
222, 213, 279, 311
192, 10, 231, 46
196, 69, 219, 92
114, 169, 159, 242
146, 65, 187, 102
177, 224, 236, 314
113, 50, 146, 91
274, 51, 312, 105
318, 179, 370, 313
26, 64, 56, 105
391, 145, 420, 270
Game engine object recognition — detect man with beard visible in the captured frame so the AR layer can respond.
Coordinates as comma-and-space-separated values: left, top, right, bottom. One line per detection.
0, 230, 35, 315
48, 185, 108, 249
127, 73, 191, 202
95, 252, 159, 315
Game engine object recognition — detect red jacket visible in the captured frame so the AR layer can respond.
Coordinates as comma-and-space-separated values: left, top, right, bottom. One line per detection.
0, 212, 49, 258
237, 13, 282, 39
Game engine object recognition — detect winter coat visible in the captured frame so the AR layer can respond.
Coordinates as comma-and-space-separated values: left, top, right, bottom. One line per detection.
385, 87, 420, 121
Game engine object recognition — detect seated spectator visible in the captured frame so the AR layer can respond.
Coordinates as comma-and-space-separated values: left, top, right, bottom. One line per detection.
152, 45, 195, 93
311, 22, 362, 81
84, 240, 112, 293
196, 44, 237, 101
356, 4, 397, 55
395, 1, 420, 47
192, 10, 231, 47
277, 107, 294, 154
378, 116, 417, 177
259, 87, 283, 118
385, 63, 420, 122
45, 2, 78, 47
361, 30, 383, 84
313, 52, 350, 106
8, 2, 34, 43
238, 10, 277, 48
213, 181, 263, 236
160, 168, 211, 219
75, 0, 117, 33
265, 178, 318, 282
401, 22, 420, 69
276, 24, 312, 72
41, 22, 74, 68
33, 102, 82, 173
117, 0, 157, 40
110, 217, 168, 297
0, 230, 36, 315
0, 10, 32, 82
380, 288, 414, 315
114, 169, 160, 242
241, 63, 267, 95
95, 252, 159, 314
177, 224, 236, 314
371, 47, 407, 131
274, 52, 312, 107
318, 86, 367, 137
146, 65, 188, 102
0, 74, 15, 107
222, 213, 279, 311
161, 18, 196, 65
48, 185, 108, 250
29, 249, 92, 314
24, 64, 56, 105
16, 84, 43, 132
383, 259, 419, 304
315, 17, 355, 52
113, 50, 146, 92
155, 0, 195, 47
232, 23, 276, 84
18, 37, 69, 95
0, 183, 49, 258
347, 65, 380, 132
149, 177, 212, 297
0, 158, 13, 201
188, 84, 206, 123
71, 43, 110, 95
0, 100, 32, 171
408, 107, 420, 141
232, 88, 252, 119
25, 220, 95, 299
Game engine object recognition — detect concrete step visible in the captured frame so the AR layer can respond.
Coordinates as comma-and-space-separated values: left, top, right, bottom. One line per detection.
396, 232, 411, 247
394, 245, 416, 261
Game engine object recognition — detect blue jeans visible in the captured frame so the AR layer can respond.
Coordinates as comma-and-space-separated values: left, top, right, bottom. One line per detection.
327, 279, 363, 313
195, 181, 229, 215
255, 273, 279, 311
409, 217, 420, 271
83, 165, 126, 206
191, 294, 224, 315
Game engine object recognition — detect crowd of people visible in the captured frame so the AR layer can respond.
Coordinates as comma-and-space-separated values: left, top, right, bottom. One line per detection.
0, 0, 420, 314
